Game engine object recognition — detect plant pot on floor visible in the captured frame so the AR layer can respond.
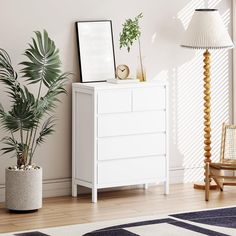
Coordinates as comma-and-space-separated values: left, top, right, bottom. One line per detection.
5, 167, 42, 211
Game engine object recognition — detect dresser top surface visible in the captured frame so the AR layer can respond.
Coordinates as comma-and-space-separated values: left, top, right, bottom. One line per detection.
72, 80, 167, 90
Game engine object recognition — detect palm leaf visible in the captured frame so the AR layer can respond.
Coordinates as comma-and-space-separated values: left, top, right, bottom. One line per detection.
1, 136, 18, 155
0, 49, 15, 78
0, 86, 38, 133
37, 72, 70, 115
20, 30, 61, 88
1, 137, 28, 164
0, 49, 20, 102
36, 116, 55, 145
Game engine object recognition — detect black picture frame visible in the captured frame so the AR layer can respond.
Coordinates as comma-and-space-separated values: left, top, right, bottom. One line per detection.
75, 20, 116, 83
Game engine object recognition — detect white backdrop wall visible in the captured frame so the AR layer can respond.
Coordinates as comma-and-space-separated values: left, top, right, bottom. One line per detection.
0, 0, 233, 201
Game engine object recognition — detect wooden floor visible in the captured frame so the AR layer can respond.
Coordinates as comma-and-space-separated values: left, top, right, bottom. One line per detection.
1, 183, 236, 233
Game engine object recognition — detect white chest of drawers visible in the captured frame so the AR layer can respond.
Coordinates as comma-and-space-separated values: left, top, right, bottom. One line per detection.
72, 81, 169, 202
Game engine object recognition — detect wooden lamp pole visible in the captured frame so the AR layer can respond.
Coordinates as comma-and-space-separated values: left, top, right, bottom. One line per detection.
193, 49, 217, 190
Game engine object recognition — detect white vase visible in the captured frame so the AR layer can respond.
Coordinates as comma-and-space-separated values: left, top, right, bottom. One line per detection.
5, 167, 42, 211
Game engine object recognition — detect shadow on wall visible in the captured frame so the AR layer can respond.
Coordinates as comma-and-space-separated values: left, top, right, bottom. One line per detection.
149, 0, 232, 183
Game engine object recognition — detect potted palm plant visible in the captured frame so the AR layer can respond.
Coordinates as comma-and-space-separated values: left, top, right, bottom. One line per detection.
0, 30, 69, 211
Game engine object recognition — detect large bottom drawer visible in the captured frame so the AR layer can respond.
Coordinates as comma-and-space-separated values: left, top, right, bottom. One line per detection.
97, 156, 166, 187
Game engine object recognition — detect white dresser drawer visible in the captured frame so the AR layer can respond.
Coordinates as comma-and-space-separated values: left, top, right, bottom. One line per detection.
98, 156, 166, 186
132, 87, 166, 111
98, 90, 132, 114
98, 111, 165, 137
98, 133, 165, 160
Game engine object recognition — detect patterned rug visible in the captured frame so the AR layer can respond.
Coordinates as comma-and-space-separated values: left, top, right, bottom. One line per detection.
2, 207, 236, 236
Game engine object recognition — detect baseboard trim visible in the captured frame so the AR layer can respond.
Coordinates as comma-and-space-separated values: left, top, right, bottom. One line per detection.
0, 177, 72, 203
170, 166, 204, 183
42, 178, 72, 198
0, 167, 204, 203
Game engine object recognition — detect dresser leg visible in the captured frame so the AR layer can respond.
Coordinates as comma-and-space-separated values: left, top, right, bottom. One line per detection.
72, 183, 77, 197
92, 187, 97, 203
143, 183, 148, 190
164, 181, 169, 195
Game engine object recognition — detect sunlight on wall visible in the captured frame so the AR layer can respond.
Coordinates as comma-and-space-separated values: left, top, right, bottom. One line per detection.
221, 8, 231, 29
175, 0, 231, 182
177, 0, 204, 30
208, 0, 223, 8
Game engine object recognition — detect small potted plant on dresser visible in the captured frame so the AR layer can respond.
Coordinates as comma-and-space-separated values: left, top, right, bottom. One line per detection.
0, 30, 70, 211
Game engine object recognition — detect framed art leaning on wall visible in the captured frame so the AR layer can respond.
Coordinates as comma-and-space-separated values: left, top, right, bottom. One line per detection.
75, 20, 116, 83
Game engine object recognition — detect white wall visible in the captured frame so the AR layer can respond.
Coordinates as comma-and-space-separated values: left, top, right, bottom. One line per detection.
0, 0, 233, 200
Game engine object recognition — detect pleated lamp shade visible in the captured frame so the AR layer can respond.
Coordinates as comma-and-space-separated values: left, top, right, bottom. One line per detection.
181, 9, 233, 49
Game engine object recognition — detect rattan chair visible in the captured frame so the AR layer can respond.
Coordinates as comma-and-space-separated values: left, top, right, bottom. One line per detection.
205, 123, 236, 201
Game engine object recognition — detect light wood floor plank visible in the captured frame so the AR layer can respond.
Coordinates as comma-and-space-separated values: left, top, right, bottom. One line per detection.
0, 183, 236, 233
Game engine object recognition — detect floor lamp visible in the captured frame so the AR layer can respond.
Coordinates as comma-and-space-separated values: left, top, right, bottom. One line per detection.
181, 9, 233, 189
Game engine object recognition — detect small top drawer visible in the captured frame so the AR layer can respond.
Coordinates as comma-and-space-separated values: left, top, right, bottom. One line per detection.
132, 87, 166, 111
98, 89, 132, 114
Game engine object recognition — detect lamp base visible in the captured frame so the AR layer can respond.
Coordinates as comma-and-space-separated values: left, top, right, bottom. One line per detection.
194, 182, 218, 190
